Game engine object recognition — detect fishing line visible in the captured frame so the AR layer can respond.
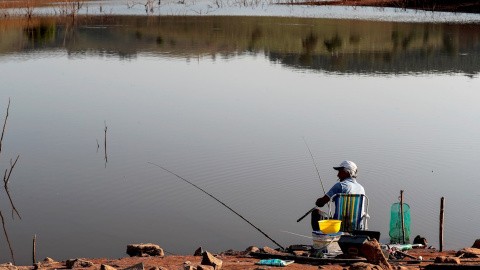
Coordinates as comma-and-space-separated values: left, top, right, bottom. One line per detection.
148, 162, 285, 250
302, 137, 332, 218
280, 230, 312, 239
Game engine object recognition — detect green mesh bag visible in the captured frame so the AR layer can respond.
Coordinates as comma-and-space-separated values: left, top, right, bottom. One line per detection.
389, 203, 411, 243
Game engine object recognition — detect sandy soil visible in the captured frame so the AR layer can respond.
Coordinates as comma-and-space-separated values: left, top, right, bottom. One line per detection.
6, 247, 479, 270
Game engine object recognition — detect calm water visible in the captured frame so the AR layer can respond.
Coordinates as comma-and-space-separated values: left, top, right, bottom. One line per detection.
1, 15, 480, 265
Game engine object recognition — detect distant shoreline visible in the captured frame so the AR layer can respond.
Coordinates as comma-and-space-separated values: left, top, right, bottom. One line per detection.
289, 0, 480, 14
2, 0, 480, 15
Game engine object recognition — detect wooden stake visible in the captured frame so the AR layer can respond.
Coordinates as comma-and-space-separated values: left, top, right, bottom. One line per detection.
400, 190, 406, 244
33, 234, 36, 264
440, 197, 445, 252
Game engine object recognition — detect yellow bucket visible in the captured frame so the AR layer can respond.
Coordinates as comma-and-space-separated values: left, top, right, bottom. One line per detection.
318, 220, 341, 234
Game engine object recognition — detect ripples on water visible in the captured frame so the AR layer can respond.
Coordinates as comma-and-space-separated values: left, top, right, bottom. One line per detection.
0, 14, 480, 265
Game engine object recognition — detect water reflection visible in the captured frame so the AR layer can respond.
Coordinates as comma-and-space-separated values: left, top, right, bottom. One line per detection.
2, 13, 480, 266
1, 16, 479, 75
23, 22, 56, 43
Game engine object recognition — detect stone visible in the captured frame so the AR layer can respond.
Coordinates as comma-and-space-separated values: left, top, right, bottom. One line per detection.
360, 239, 392, 270
127, 244, 164, 257
0, 263, 17, 270
473, 239, 480, 249
413, 235, 428, 247
197, 265, 214, 270
457, 248, 480, 258
66, 259, 94, 269
194, 247, 204, 256
293, 251, 308, 256
201, 251, 223, 270
123, 263, 145, 270
101, 264, 118, 270
445, 257, 461, 264
434, 256, 460, 264
350, 262, 383, 270
35, 257, 57, 268
149, 267, 168, 270
183, 266, 195, 270
245, 246, 259, 254
261, 246, 286, 255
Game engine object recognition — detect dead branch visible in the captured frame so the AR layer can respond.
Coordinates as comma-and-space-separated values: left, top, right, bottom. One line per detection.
0, 98, 10, 153
0, 211, 16, 265
4, 155, 21, 219
104, 121, 108, 167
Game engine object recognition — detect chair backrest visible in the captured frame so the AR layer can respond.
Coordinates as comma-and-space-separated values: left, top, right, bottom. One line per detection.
330, 193, 369, 232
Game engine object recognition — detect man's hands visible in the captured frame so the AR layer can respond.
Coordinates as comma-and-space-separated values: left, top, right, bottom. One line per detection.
315, 195, 330, 207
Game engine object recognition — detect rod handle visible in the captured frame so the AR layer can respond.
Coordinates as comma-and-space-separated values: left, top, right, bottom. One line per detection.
297, 207, 316, 222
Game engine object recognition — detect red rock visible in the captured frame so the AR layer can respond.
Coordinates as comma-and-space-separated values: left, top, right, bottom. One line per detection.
66, 259, 94, 269
201, 251, 222, 270
245, 246, 259, 253
473, 239, 480, 249
350, 262, 383, 270
360, 239, 392, 270
127, 244, 164, 257
457, 248, 480, 258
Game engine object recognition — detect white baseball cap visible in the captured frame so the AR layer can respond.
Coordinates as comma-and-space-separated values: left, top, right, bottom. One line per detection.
333, 160, 357, 171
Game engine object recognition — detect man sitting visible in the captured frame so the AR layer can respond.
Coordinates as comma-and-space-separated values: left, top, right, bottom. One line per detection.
311, 160, 365, 231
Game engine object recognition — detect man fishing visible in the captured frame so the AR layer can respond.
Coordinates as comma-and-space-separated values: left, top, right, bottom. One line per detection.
311, 160, 365, 231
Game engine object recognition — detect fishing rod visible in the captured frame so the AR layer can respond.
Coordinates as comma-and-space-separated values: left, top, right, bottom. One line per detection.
148, 162, 285, 250
296, 206, 316, 223
297, 138, 332, 222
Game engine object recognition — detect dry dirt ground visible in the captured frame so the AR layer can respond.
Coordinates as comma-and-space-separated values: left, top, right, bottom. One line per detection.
4, 247, 479, 270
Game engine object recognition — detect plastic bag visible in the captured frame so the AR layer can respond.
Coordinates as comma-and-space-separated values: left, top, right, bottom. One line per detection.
255, 259, 294, 267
